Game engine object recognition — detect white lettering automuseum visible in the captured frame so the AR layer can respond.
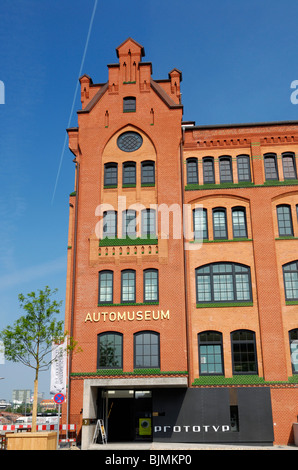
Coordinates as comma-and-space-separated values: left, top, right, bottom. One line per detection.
84, 309, 170, 323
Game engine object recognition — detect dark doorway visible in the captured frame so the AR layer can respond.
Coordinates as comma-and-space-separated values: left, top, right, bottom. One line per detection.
101, 390, 152, 442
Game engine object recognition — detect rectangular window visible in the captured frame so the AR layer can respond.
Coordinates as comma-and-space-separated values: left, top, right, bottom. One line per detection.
144, 270, 158, 302
123, 210, 137, 238
237, 155, 251, 182
193, 208, 208, 240
219, 157, 233, 183
103, 211, 117, 238
141, 209, 156, 238
277, 205, 293, 236
97, 333, 122, 369
282, 153, 296, 180
187, 159, 198, 184
203, 158, 215, 184
98, 271, 113, 304
121, 270, 136, 303
232, 208, 247, 238
213, 209, 227, 239
264, 154, 278, 180
134, 332, 160, 368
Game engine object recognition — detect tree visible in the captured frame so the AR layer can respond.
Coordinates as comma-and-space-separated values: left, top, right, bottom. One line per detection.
0, 286, 69, 432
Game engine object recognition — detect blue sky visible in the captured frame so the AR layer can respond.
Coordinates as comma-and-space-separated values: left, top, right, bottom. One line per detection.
0, 0, 298, 402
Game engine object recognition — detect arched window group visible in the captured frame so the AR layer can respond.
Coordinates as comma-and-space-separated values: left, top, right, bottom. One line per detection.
193, 207, 248, 241
104, 160, 155, 188
102, 208, 156, 239
186, 154, 251, 185
97, 331, 160, 370
98, 268, 159, 305
198, 330, 258, 376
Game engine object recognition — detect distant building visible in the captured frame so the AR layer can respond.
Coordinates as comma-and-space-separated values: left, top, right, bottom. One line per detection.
40, 399, 57, 412
0, 399, 11, 409
12, 389, 31, 405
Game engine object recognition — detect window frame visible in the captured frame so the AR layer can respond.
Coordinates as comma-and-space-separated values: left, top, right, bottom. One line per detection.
97, 332, 123, 370
141, 209, 156, 238
186, 157, 198, 184
276, 204, 294, 237
121, 269, 136, 303
231, 329, 258, 375
198, 331, 224, 376
219, 156, 233, 183
123, 96, 136, 113
283, 261, 298, 301
264, 153, 279, 181
282, 152, 297, 180
122, 209, 137, 238
134, 331, 160, 369
232, 206, 248, 239
104, 162, 118, 187
196, 262, 253, 304
193, 208, 208, 240
141, 160, 155, 185
237, 155, 251, 182
289, 328, 298, 374
98, 270, 113, 305
203, 157, 215, 184
102, 210, 117, 238
143, 269, 159, 303
212, 207, 228, 240
123, 161, 136, 185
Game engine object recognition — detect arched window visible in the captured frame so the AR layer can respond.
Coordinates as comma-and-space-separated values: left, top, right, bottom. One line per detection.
196, 262, 252, 303
232, 207, 247, 238
134, 331, 160, 368
123, 96, 136, 112
123, 161, 136, 185
144, 269, 159, 302
141, 209, 156, 238
141, 160, 155, 185
203, 157, 215, 184
282, 152, 296, 180
219, 156, 233, 183
193, 208, 208, 240
198, 331, 224, 375
103, 211, 117, 238
122, 210, 137, 238
97, 332, 123, 369
289, 329, 298, 374
237, 155, 251, 182
104, 162, 118, 187
231, 330, 258, 374
121, 269, 136, 303
276, 205, 293, 237
212, 208, 227, 239
98, 270, 113, 304
283, 261, 298, 301
186, 158, 198, 184
264, 153, 278, 180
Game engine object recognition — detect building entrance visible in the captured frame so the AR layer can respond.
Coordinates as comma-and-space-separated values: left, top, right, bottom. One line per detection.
100, 390, 152, 442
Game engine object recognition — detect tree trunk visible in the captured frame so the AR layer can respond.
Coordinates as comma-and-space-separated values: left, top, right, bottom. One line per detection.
31, 375, 39, 432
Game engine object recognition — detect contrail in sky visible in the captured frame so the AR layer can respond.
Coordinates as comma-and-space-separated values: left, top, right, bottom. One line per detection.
51, 0, 98, 204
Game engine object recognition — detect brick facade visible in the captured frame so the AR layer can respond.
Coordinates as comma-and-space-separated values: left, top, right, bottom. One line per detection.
63, 38, 298, 447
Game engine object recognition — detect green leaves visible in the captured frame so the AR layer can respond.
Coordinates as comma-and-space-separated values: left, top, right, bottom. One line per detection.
0, 286, 64, 372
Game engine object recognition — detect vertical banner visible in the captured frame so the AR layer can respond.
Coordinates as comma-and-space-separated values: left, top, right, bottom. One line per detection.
50, 338, 67, 395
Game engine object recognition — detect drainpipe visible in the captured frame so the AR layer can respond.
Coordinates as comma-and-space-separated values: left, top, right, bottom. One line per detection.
66, 157, 80, 442
180, 126, 191, 388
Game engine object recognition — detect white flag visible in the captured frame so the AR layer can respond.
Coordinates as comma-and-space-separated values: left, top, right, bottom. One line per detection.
50, 338, 67, 395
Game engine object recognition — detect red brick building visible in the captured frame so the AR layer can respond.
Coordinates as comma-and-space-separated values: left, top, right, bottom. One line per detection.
64, 38, 298, 448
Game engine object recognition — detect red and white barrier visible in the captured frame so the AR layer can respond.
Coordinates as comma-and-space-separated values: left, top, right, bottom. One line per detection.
0, 424, 77, 445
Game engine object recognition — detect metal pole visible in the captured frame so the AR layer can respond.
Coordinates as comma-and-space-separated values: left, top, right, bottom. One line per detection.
57, 404, 61, 449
